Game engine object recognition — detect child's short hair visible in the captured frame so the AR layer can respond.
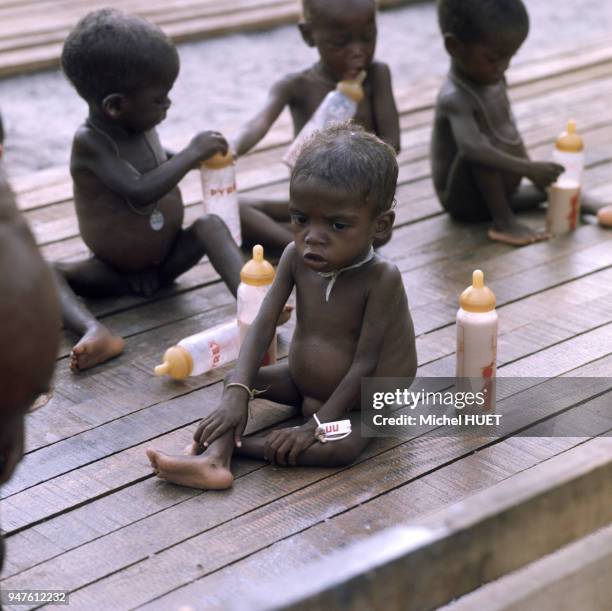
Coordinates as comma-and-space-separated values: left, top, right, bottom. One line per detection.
291, 123, 398, 215
61, 9, 179, 104
302, 0, 375, 22
437, 0, 529, 43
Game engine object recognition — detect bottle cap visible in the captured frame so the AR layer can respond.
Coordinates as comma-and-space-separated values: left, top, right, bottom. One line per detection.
459, 270, 496, 313
555, 120, 584, 153
337, 70, 366, 103
240, 244, 275, 286
154, 346, 194, 380
203, 150, 234, 169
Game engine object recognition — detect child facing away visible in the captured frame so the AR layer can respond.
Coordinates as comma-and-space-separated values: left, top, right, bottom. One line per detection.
56, 9, 245, 372
233, 0, 400, 253
0, 171, 61, 571
431, 0, 565, 247
147, 124, 417, 489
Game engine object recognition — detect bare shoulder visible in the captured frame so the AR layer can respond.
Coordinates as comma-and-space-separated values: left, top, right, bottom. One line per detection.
72, 124, 114, 160
368, 61, 392, 83
368, 255, 405, 296
271, 69, 307, 100
436, 76, 474, 115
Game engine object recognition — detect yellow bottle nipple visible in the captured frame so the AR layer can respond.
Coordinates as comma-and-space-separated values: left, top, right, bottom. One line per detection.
203, 150, 234, 169
240, 244, 275, 286
555, 120, 584, 152
459, 270, 496, 313
154, 345, 194, 380
337, 70, 367, 103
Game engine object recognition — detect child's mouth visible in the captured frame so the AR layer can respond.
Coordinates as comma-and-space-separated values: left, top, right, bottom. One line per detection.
303, 252, 328, 268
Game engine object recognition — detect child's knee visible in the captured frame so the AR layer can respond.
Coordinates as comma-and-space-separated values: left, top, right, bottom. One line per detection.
193, 213, 227, 237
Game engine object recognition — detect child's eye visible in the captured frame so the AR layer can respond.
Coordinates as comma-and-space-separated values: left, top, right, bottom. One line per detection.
328, 37, 349, 49
290, 213, 307, 226
332, 221, 349, 231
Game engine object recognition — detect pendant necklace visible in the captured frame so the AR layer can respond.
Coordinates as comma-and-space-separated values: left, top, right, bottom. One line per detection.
86, 119, 165, 231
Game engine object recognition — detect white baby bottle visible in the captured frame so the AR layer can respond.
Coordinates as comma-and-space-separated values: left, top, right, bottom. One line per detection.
283, 70, 366, 168
238, 245, 277, 366
201, 150, 242, 246
154, 320, 240, 380
547, 120, 584, 236
456, 270, 497, 407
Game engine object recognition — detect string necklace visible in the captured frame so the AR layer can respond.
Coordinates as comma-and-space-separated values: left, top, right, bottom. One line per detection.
317, 246, 375, 302
449, 71, 522, 146
85, 118, 165, 231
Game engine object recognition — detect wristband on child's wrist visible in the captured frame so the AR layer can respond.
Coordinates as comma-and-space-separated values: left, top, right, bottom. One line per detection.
312, 413, 352, 443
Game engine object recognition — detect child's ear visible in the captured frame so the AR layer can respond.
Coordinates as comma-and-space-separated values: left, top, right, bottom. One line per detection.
101, 93, 126, 120
443, 33, 462, 58
298, 22, 316, 47
374, 210, 395, 242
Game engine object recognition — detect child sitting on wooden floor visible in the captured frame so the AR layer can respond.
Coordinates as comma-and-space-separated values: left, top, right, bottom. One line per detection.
431, 0, 565, 246
55, 9, 245, 372
233, 0, 400, 252
147, 124, 417, 489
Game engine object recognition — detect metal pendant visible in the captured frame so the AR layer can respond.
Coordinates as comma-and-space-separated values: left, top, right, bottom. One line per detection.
150, 209, 165, 231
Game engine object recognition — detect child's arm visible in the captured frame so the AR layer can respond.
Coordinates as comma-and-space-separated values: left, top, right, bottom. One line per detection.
442, 91, 563, 187
194, 243, 297, 447
231, 76, 293, 156
370, 62, 401, 153
265, 265, 415, 466
73, 128, 228, 207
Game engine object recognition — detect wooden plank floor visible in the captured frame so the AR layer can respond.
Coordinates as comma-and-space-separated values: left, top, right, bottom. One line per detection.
0, 0, 413, 78
1, 42, 612, 610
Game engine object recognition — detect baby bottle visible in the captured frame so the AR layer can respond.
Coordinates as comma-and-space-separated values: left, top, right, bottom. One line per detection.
547, 120, 584, 236
201, 151, 242, 246
456, 270, 497, 407
238, 245, 277, 366
283, 70, 366, 168
154, 320, 240, 380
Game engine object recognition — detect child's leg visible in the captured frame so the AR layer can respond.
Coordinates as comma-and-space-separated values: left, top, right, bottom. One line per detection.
55, 259, 126, 372
236, 411, 371, 468
239, 195, 293, 254
146, 363, 302, 490
158, 215, 244, 297
444, 156, 548, 246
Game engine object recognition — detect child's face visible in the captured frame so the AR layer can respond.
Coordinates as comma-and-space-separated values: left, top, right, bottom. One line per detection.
451, 30, 526, 85
289, 178, 379, 272
303, 1, 376, 80
115, 79, 174, 133
123, 82, 173, 132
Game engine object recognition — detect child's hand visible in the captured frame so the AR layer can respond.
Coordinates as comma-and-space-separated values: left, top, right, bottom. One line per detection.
188, 131, 229, 165
193, 401, 248, 448
526, 162, 564, 188
264, 425, 317, 466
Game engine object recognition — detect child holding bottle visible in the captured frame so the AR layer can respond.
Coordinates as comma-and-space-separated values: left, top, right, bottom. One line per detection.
55, 9, 245, 372
431, 0, 564, 246
233, 0, 400, 252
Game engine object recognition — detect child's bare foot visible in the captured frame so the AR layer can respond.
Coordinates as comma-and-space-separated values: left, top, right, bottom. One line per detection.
70, 324, 125, 372
488, 221, 549, 246
597, 205, 612, 228
146, 448, 233, 490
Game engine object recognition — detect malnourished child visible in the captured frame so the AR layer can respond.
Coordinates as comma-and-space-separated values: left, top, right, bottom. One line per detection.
56, 9, 245, 371
147, 124, 417, 489
233, 0, 401, 252
431, 0, 564, 246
